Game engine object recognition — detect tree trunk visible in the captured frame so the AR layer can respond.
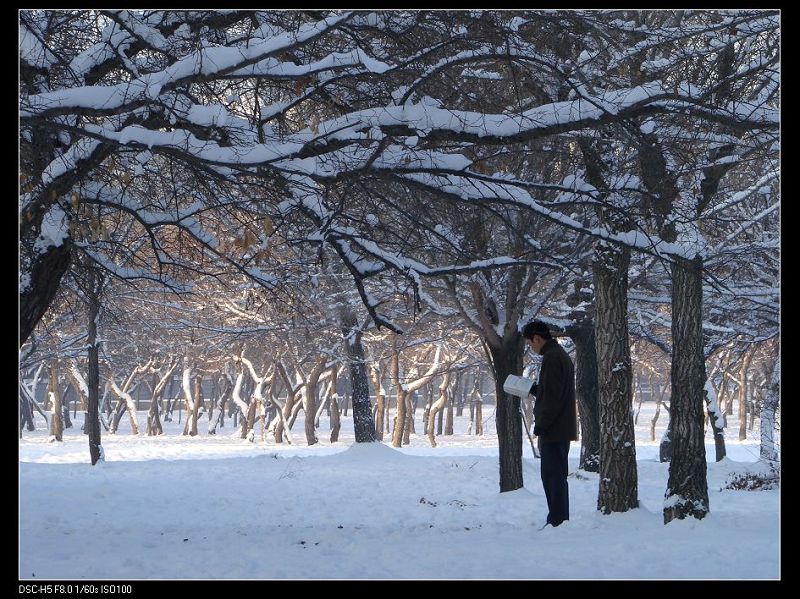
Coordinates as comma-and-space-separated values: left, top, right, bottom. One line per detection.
664, 256, 709, 523
86, 273, 103, 464
456, 373, 466, 417
422, 384, 433, 435
370, 365, 385, 441
593, 241, 638, 513
208, 376, 231, 435
570, 321, 600, 472
329, 369, 341, 443
245, 393, 258, 440
737, 352, 753, 441
274, 386, 296, 443
633, 373, 644, 425
163, 375, 177, 422
147, 372, 164, 436
403, 393, 416, 444
340, 310, 376, 443
303, 359, 328, 446
109, 393, 128, 434
62, 386, 73, 429
48, 363, 63, 441
659, 413, 673, 463
760, 355, 779, 463
304, 384, 319, 447
488, 336, 524, 493
650, 378, 662, 442
20, 239, 72, 347
427, 372, 449, 448
190, 374, 203, 436
66, 365, 89, 434
717, 374, 729, 428
391, 343, 407, 448
445, 392, 454, 436
705, 381, 726, 462
181, 363, 196, 436
109, 370, 142, 436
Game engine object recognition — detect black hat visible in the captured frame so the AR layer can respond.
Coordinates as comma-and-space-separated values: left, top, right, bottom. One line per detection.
522, 320, 552, 340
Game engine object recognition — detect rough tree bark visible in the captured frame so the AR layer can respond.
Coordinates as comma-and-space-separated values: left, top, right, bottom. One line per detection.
664, 256, 709, 523
488, 335, 524, 493
569, 320, 600, 472
339, 309, 376, 443
593, 241, 638, 513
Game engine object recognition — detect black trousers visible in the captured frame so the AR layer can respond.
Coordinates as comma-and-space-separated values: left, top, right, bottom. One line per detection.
539, 440, 570, 526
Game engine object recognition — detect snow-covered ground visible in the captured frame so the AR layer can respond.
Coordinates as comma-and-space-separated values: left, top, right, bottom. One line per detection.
19, 405, 779, 580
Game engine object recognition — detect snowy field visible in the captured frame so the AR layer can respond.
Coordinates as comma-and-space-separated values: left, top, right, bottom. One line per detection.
19, 404, 779, 580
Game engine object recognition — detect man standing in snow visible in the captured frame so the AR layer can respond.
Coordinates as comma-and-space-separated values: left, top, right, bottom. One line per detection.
522, 320, 578, 528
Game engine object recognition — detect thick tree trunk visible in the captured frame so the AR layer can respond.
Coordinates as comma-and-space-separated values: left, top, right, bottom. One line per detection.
593, 241, 638, 513
488, 336, 524, 493
570, 321, 600, 472
340, 311, 376, 443
664, 256, 709, 523
20, 240, 72, 348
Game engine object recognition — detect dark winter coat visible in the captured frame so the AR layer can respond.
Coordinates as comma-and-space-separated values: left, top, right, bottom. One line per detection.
530, 339, 578, 442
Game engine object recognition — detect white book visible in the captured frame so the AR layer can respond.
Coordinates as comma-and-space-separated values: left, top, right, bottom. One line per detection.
503, 374, 535, 398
